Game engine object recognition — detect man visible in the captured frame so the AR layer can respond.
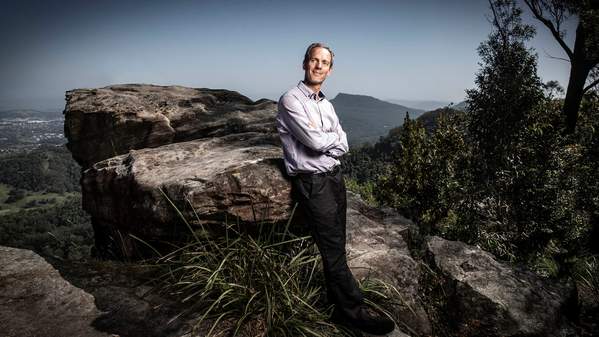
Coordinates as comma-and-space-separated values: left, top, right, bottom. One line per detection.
276, 42, 395, 336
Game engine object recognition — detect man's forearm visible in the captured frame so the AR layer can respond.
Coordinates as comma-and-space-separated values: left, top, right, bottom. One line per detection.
278, 96, 343, 153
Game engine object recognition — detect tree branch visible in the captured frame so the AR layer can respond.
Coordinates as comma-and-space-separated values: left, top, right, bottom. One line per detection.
489, 0, 508, 45
523, 0, 574, 59
583, 78, 599, 93
542, 49, 571, 62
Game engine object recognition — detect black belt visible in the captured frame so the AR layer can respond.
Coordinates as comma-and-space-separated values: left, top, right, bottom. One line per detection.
296, 165, 341, 178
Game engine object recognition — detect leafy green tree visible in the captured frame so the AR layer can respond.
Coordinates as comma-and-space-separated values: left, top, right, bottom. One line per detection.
374, 111, 470, 235
424, 111, 471, 234
350, 0, 598, 283
450, 0, 595, 270
466, 0, 544, 184
375, 114, 429, 226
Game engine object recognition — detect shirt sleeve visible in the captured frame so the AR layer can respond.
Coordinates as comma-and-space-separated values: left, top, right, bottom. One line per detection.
325, 106, 349, 158
278, 94, 341, 153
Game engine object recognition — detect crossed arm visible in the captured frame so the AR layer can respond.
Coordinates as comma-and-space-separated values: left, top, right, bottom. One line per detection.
278, 95, 349, 157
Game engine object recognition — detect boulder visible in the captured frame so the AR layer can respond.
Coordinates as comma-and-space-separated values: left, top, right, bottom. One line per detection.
81, 131, 290, 259
425, 236, 577, 337
346, 193, 432, 336
64, 84, 277, 168
0, 246, 109, 337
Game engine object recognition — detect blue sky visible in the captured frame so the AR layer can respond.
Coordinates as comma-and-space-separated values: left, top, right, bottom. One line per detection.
0, 0, 576, 110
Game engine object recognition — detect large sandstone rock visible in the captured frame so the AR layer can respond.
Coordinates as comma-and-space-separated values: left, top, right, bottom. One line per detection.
82, 131, 290, 259
425, 236, 577, 337
0, 246, 109, 337
0, 246, 250, 337
64, 84, 277, 168
346, 192, 431, 336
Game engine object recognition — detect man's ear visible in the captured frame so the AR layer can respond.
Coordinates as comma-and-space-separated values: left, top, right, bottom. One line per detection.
302, 62, 307, 71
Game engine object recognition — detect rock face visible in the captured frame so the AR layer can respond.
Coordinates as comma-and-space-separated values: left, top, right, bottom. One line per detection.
83, 132, 291, 258
0, 246, 108, 337
64, 84, 286, 259
64, 84, 277, 168
426, 236, 577, 337
346, 193, 431, 336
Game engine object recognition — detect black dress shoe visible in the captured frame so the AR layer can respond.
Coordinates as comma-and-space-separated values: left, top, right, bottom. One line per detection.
354, 304, 395, 335
333, 304, 395, 336
330, 308, 364, 337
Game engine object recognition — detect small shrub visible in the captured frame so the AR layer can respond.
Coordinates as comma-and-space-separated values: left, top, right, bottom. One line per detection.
345, 177, 377, 207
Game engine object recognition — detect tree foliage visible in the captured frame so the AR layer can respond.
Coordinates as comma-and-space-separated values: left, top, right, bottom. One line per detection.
466, 0, 544, 182
348, 0, 599, 278
374, 112, 469, 235
0, 145, 81, 193
0, 195, 93, 260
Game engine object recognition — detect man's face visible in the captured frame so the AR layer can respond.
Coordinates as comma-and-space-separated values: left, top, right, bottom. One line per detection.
303, 47, 333, 86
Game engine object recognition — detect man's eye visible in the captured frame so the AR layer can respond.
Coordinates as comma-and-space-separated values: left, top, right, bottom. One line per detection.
311, 59, 330, 66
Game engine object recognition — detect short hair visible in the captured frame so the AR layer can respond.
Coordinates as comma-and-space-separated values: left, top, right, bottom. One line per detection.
303, 42, 334, 68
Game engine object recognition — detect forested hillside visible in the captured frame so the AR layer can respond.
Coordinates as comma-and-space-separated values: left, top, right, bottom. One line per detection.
0, 144, 80, 193
341, 0, 599, 320
0, 145, 92, 259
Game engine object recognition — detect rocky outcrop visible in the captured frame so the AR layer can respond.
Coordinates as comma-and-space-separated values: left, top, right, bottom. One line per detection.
83, 132, 290, 259
64, 84, 277, 168
0, 246, 108, 337
425, 236, 577, 337
346, 193, 431, 336
63, 84, 284, 259
60, 83, 582, 337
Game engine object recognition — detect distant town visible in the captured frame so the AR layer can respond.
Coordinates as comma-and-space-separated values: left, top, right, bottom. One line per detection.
0, 116, 65, 154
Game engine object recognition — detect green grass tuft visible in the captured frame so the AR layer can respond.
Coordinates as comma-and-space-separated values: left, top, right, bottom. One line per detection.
136, 188, 401, 337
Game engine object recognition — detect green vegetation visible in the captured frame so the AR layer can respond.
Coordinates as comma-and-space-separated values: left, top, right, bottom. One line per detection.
0, 187, 79, 215
0, 144, 91, 260
574, 255, 599, 303
0, 183, 9, 203
341, 4, 598, 335
145, 195, 401, 337
0, 144, 81, 193
0, 194, 92, 260
343, 0, 598, 280
344, 177, 377, 207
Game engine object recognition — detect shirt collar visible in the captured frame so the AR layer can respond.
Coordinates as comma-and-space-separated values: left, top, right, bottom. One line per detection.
297, 81, 326, 101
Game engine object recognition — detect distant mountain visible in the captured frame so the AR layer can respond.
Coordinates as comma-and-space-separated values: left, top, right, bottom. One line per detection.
330, 93, 425, 146
385, 99, 452, 111
342, 106, 463, 180
0, 109, 63, 120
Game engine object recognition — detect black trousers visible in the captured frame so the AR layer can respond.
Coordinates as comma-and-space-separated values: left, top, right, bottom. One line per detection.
291, 166, 365, 315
